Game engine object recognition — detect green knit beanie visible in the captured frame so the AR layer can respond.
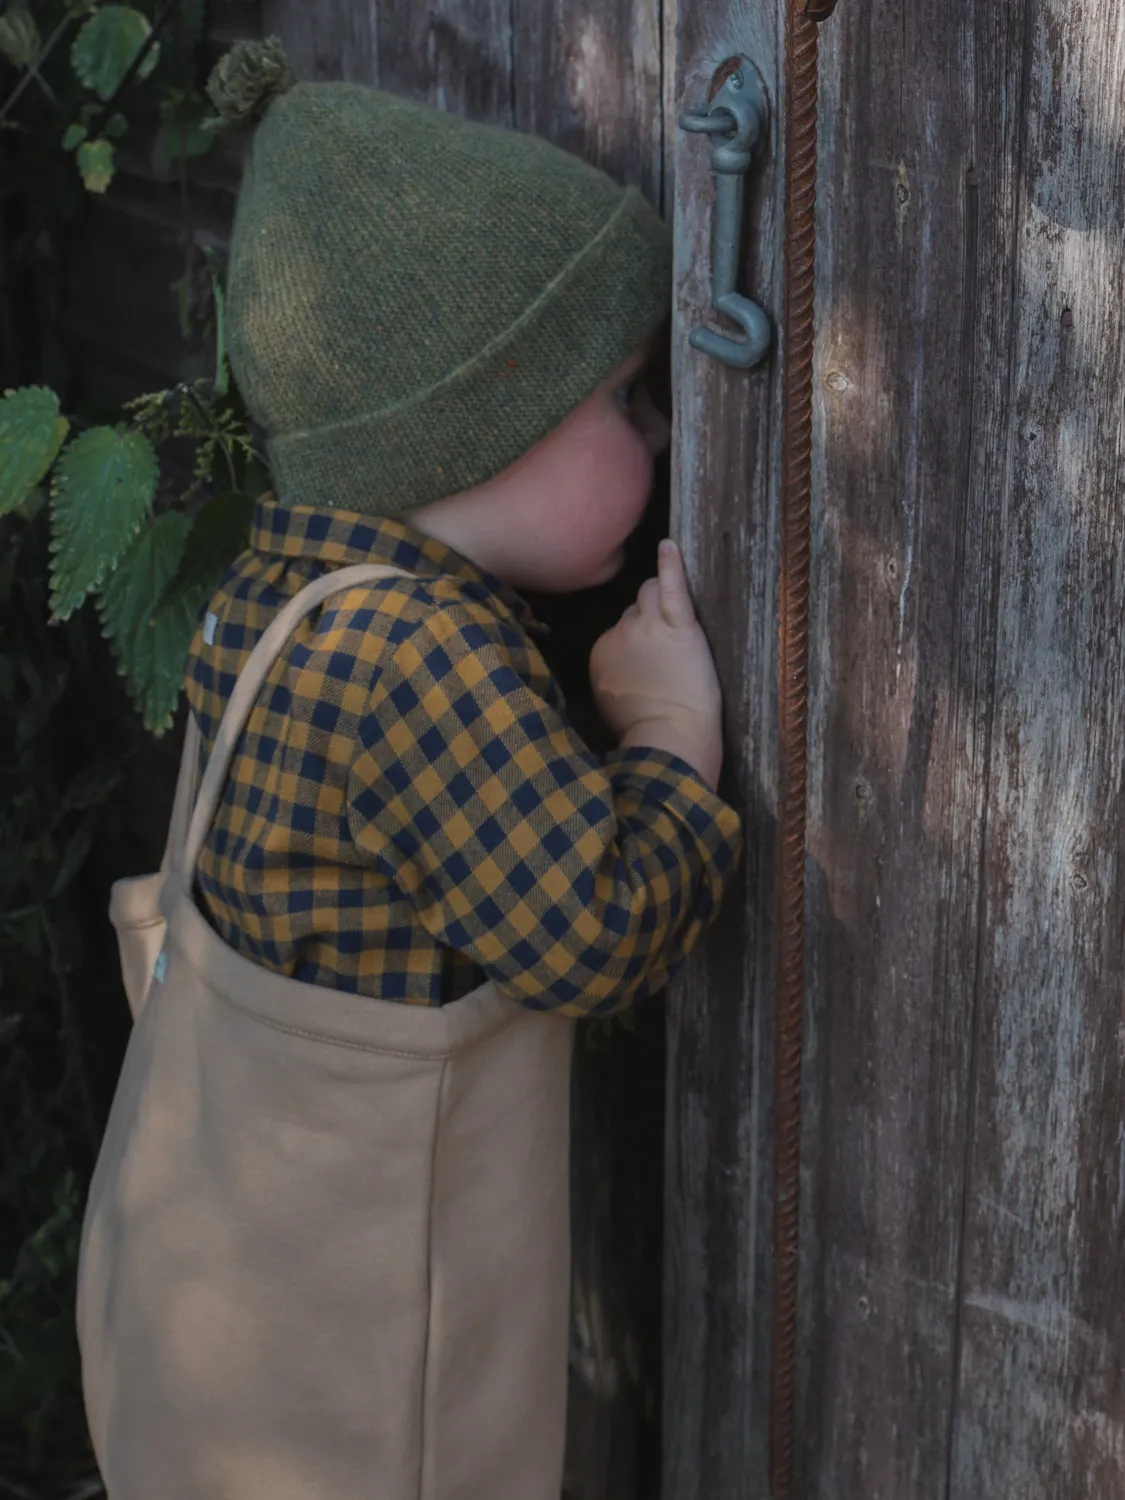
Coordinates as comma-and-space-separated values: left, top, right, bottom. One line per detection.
207, 39, 672, 517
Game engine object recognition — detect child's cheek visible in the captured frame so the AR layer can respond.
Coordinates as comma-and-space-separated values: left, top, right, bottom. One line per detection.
607, 411, 657, 525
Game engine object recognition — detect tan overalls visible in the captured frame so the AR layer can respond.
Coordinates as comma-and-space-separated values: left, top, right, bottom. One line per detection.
77, 564, 575, 1500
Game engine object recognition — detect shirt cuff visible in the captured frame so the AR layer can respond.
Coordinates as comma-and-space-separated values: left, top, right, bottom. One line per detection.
602, 744, 744, 878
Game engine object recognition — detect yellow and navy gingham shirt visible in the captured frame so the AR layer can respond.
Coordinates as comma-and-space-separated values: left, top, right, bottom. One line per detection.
184, 498, 743, 1016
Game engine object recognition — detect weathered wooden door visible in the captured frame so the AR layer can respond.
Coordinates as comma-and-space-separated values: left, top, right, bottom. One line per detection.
261, 1, 1125, 1496
669, 0, 1125, 1496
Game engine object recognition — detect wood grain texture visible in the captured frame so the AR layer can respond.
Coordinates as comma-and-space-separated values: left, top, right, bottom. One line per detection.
662, 0, 783, 1495
376, 0, 514, 122
803, 0, 1125, 1494
261, 0, 377, 83
800, 0, 986, 1491
264, 3, 513, 124
949, 2, 1125, 1493
514, 0, 663, 203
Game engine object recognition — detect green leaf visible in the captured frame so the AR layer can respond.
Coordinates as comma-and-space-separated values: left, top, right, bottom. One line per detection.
0, 5, 41, 68
98, 513, 207, 733
49, 425, 157, 620
76, 137, 115, 193
61, 122, 87, 151
0, 387, 69, 518
71, 5, 159, 101
158, 490, 254, 606
105, 110, 129, 139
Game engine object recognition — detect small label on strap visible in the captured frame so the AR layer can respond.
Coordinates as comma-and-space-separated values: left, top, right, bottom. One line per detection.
203, 611, 219, 645
153, 951, 168, 983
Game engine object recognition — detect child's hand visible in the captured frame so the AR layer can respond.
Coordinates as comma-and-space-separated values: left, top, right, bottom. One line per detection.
589, 539, 725, 790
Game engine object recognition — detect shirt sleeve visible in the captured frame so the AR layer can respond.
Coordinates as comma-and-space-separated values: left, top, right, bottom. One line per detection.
345, 606, 743, 1016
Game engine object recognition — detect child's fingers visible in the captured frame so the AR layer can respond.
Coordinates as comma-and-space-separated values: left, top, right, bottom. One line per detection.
656, 539, 695, 627
635, 577, 661, 615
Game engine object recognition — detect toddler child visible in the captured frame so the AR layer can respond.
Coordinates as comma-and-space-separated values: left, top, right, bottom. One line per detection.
77, 37, 743, 1500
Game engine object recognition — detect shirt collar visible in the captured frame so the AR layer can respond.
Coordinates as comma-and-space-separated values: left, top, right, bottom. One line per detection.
250, 497, 549, 636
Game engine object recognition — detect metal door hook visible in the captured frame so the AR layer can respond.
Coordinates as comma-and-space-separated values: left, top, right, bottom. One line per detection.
679, 62, 771, 369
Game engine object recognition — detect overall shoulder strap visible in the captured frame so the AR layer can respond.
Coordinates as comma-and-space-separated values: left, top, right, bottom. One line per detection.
159, 713, 202, 875
178, 563, 415, 882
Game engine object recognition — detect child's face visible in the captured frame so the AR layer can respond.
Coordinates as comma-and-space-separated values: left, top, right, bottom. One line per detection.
403, 343, 669, 594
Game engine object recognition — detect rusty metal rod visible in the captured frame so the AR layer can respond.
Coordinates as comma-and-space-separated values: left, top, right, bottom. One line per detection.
771, 2, 825, 1495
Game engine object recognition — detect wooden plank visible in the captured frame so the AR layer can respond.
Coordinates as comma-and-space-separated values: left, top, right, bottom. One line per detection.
662, 1, 783, 1495
514, 0, 663, 203
267, 2, 513, 128
948, 2, 1125, 1492
802, 0, 1125, 1491
260, 0, 377, 83
796, 0, 1001, 1490
376, 0, 513, 123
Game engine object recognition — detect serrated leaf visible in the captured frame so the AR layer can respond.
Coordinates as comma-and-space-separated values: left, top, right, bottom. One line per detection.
0, 387, 69, 518
49, 426, 156, 619
158, 490, 254, 607
98, 513, 207, 733
62, 122, 87, 151
71, 5, 158, 101
76, 137, 115, 193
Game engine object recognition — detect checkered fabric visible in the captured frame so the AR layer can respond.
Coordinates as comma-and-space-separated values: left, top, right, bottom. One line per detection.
184, 498, 744, 1014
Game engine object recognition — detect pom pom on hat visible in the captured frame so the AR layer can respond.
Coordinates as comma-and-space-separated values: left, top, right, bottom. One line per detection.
206, 36, 296, 127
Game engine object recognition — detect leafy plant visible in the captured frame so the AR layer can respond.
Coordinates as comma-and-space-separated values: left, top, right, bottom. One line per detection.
1, 6, 267, 731
1, 1, 213, 195
0, 7, 266, 1492
1, 354, 267, 733
70, 4, 161, 102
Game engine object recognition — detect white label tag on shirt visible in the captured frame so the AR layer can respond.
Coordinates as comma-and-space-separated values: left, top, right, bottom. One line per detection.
153, 951, 168, 983
203, 611, 219, 645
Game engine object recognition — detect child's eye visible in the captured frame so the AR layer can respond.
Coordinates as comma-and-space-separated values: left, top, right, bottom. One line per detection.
616, 380, 637, 406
